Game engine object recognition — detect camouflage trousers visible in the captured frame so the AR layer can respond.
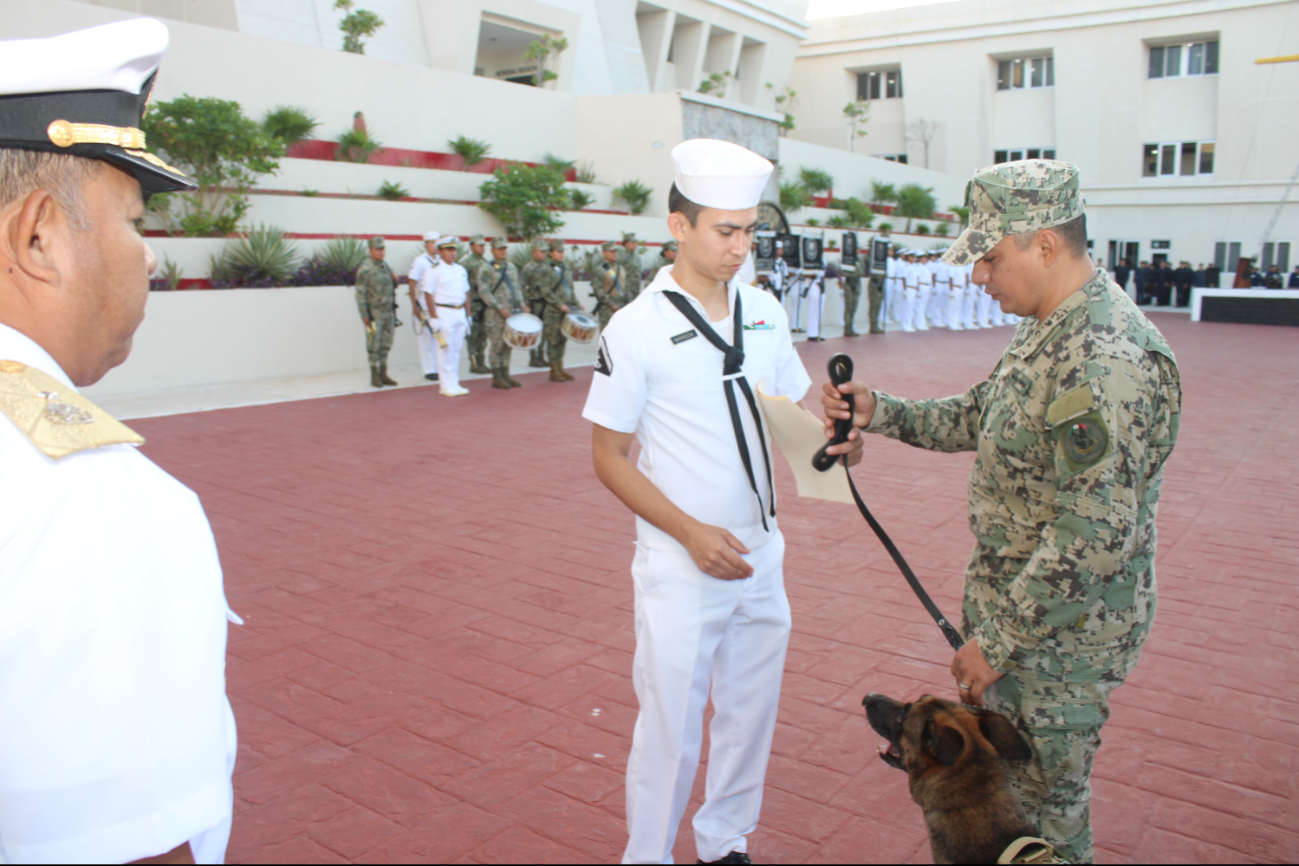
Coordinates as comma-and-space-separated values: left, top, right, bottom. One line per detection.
365, 311, 395, 365
596, 304, 614, 333
841, 278, 861, 332
484, 308, 514, 369
867, 275, 885, 333
466, 298, 486, 358
984, 673, 1121, 864
543, 311, 567, 365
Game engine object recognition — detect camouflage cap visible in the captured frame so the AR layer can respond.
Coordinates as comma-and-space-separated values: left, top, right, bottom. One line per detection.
942, 159, 1083, 266
491, 237, 509, 249
601, 241, 618, 252
621, 232, 637, 243
368, 236, 386, 249
469, 234, 486, 245
661, 240, 678, 252
530, 240, 548, 253
548, 240, 565, 252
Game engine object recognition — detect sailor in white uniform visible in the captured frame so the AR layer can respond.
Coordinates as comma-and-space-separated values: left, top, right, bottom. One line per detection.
0, 20, 238, 864
409, 230, 442, 381
585, 139, 811, 865
914, 251, 934, 331
883, 244, 901, 326
428, 236, 471, 396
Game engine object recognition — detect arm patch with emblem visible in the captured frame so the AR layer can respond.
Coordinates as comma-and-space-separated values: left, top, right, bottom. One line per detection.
1047, 384, 1110, 473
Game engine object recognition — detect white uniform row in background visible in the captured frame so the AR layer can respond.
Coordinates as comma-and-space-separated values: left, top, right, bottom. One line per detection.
882, 250, 1022, 332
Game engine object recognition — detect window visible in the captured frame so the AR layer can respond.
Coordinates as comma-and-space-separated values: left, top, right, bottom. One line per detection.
1215, 241, 1242, 272
1142, 141, 1214, 177
876, 153, 908, 164
1149, 40, 1218, 78
1262, 242, 1292, 271
994, 148, 1056, 164
857, 69, 903, 100
997, 55, 1053, 90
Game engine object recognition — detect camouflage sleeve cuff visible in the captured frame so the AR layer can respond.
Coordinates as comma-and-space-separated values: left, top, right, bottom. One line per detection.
864, 391, 899, 434
973, 623, 1021, 674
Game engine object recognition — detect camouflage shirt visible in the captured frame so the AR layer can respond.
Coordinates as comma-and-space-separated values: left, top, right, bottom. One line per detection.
618, 249, 643, 300
594, 261, 628, 309
538, 261, 576, 310
462, 252, 487, 303
354, 258, 396, 320
867, 270, 1181, 680
476, 259, 525, 312
520, 260, 553, 302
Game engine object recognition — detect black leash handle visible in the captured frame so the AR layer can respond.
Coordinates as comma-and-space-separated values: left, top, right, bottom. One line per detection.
813, 353, 965, 651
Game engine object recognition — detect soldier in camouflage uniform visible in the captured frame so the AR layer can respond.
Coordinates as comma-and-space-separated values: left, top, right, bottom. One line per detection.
541, 240, 582, 382
521, 241, 552, 368
476, 238, 529, 389
594, 241, 628, 332
619, 232, 643, 301
463, 234, 490, 374
837, 250, 864, 337
355, 236, 399, 388
646, 239, 677, 285
821, 161, 1182, 864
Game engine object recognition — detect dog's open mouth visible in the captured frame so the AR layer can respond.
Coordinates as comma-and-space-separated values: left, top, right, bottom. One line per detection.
877, 740, 906, 770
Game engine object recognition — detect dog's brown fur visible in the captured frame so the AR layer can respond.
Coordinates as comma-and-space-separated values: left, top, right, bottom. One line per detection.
865, 693, 1037, 865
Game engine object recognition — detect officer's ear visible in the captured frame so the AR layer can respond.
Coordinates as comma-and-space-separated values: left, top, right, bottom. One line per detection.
2, 189, 67, 290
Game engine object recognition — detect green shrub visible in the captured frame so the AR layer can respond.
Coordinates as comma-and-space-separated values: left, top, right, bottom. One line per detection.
262, 106, 319, 145
779, 181, 811, 212
799, 167, 834, 195
878, 221, 893, 232
377, 180, 409, 201
150, 256, 183, 291
612, 180, 653, 216
448, 136, 491, 170
935, 222, 950, 237
319, 236, 367, 272
827, 215, 851, 228
916, 224, 931, 235
806, 218, 821, 226
300, 188, 319, 197
477, 163, 569, 240
336, 125, 382, 163
141, 95, 284, 237
895, 183, 937, 232
575, 160, 597, 184
212, 225, 302, 286
334, 0, 384, 54
542, 153, 576, 173
845, 197, 875, 229
949, 204, 970, 228
870, 180, 898, 204
567, 189, 595, 210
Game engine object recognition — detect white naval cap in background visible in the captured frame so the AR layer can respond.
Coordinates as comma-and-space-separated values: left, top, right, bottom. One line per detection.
671, 138, 774, 211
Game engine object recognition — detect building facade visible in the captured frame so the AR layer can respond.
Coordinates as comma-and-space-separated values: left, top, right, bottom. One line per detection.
791, 0, 1299, 274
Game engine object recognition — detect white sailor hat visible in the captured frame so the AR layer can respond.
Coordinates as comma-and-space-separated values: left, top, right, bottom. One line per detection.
0, 19, 195, 193
423, 230, 440, 242
671, 138, 773, 211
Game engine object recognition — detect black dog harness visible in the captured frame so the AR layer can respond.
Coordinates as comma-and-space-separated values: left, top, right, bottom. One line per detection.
663, 290, 776, 532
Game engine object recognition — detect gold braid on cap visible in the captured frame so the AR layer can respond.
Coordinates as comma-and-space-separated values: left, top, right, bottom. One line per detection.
47, 120, 147, 150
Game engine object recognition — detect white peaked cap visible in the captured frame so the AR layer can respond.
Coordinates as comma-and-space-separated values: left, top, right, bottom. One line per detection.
671, 139, 774, 211
423, 230, 441, 242
0, 19, 169, 96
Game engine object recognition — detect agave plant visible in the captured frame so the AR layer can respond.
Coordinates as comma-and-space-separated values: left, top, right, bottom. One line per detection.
798, 166, 834, 195
509, 245, 532, 271
448, 136, 492, 170
612, 180, 653, 216
319, 236, 367, 272
574, 160, 597, 184
377, 180, 409, 201
262, 105, 319, 146
336, 126, 382, 163
567, 189, 595, 210
213, 224, 302, 286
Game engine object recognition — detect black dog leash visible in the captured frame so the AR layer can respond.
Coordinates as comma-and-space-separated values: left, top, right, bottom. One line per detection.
814, 353, 965, 651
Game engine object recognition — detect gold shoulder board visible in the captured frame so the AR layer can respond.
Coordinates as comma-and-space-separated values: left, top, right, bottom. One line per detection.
0, 360, 144, 460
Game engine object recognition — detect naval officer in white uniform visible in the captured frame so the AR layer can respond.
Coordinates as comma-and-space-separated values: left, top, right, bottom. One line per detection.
0, 20, 238, 864
409, 230, 442, 381
427, 236, 471, 396
584, 139, 811, 865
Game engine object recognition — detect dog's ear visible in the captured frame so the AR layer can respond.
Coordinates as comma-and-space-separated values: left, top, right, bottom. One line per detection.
925, 719, 967, 768
979, 713, 1032, 762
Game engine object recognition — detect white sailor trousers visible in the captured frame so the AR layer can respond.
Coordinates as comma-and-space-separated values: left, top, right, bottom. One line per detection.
417, 317, 439, 375
623, 531, 791, 865
433, 307, 467, 390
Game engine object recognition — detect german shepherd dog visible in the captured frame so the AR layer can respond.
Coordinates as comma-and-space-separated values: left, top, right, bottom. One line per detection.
864, 693, 1061, 865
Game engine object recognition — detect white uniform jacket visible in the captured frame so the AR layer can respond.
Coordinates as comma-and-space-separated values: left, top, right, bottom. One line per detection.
583, 266, 811, 553
0, 324, 237, 864
408, 253, 440, 312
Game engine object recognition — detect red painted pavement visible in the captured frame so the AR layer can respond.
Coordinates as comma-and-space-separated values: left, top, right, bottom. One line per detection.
130, 313, 1299, 864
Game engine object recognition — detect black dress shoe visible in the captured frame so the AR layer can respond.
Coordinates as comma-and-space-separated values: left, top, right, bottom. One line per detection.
697, 853, 751, 865
424, 373, 439, 381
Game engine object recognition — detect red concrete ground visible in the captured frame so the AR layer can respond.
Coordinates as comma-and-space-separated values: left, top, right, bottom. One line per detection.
132, 313, 1299, 864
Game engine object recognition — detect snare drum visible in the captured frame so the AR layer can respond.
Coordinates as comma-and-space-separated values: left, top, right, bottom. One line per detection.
503, 313, 544, 349
561, 311, 598, 344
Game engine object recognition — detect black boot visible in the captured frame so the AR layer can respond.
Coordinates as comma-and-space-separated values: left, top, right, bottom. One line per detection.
379, 362, 397, 386
369, 365, 383, 388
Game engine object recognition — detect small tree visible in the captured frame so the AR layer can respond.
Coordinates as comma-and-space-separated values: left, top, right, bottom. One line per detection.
870, 180, 897, 206
905, 118, 937, 169
894, 183, 937, 233
798, 167, 834, 197
334, 0, 384, 54
142, 95, 284, 237
843, 101, 870, 152
844, 197, 875, 229
477, 163, 569, 239
765, 83, 797, 136
524, 34, 568, 87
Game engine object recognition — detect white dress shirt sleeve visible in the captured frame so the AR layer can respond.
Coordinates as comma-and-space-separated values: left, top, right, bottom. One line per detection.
582, 316, 647, 434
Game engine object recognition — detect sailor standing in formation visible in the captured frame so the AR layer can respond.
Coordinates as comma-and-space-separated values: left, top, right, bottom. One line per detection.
408, 229, 442, 382
0, 18, 238, 863
586, 138, 811, 865
427, 236, 471, 397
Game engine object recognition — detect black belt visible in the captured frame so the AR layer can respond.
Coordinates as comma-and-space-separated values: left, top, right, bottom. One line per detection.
663, 290, 775, 532
814, 353, 965, 651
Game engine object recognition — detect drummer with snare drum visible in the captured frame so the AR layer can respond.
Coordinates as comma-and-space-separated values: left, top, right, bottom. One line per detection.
541, 239, 582, 383
475, 237, 529, 390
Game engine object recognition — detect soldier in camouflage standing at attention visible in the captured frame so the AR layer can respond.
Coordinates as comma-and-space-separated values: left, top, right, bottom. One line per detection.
821, 161, 1181, 864
356, 236, 399, 388
645, 239, 677, 284
477, 238, 528, 390
619, 232, 643, 301
837, 245, 864, 337
593, 241, 628, 332
521, 241, 551, 369
541, 240, 581, 382
463, 234, 490, 374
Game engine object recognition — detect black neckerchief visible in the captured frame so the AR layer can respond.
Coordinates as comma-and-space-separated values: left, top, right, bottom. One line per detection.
662, 288, 775, 531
